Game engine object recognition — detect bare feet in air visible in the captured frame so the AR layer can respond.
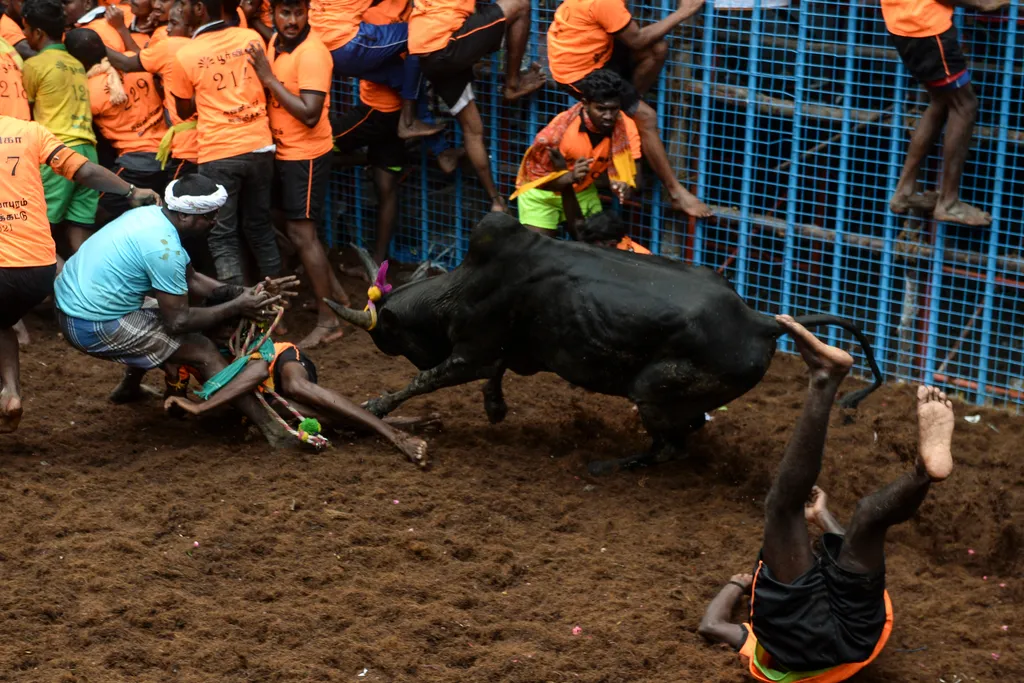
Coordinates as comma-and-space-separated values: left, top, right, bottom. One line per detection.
0, 387, 23, 433
298, 322, 345, 349
397, 117, 446, 141
776, 314, 853, 383
933, 200, 992, 227
916, 385, 954, 481
393, 431, 429, 468
436, 147, 466, 175
13, 320, 30, 348
504, 63, 546, 101
804, 485, 829, 529
889, 189, 938, 214
164, 395, 200, 416
669, 189, 713, 218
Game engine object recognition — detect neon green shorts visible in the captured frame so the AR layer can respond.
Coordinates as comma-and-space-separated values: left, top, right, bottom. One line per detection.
41, 143, 98, 226
516, 184, 602, 231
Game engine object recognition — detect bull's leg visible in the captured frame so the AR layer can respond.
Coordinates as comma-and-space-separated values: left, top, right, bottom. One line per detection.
482, 366, 508, 424
364, 355, 502, 417
587, 359, 740, 476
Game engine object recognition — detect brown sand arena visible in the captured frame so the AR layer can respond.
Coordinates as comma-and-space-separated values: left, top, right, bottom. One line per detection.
2, 278, 1022, 682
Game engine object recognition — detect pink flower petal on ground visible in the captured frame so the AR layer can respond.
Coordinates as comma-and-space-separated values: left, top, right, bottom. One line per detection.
992, 653, 1000, 660
193, 541, 199, 547
1002, 625, 1009, 631
392, 499, 400, 504
1000, 583, 1007, 588
984, 576, 988, 580
572, 626, 582, 636
968, 549, 976, 555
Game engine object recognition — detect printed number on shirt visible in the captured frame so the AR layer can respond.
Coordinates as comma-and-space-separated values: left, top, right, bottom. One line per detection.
0, 80, 27, 100
4, 155, 19, 176
123, 78, 151, 110
212, 65, 250, 91
74, 84, 88, 103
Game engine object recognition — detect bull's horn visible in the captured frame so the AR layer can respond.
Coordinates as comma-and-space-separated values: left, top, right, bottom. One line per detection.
350, 244, 380, 281
324, 298, 374, 330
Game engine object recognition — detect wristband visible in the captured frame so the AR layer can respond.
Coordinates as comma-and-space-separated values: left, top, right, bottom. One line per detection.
729, 580, 748, 591
122, 183, 136, 198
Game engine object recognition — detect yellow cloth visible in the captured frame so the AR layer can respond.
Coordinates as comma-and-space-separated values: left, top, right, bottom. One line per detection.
156, 120, 198, 169
22, 44, 96, 147
0, 36, 23, 69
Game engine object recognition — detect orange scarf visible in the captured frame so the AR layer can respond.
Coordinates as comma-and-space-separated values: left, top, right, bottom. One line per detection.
511, 103, 636, 200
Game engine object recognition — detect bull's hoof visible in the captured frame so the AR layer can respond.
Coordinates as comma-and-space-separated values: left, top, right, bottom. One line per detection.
484, 396, 508, 424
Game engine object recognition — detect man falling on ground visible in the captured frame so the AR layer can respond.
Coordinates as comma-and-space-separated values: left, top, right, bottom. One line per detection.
698, 316, 955, 682
547, 0, 709, 218
884, 0, 1009, 227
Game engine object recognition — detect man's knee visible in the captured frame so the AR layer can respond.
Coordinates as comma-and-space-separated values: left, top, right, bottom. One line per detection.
497, 0, 528, 21
457, 104, 485, 137
951, 85, 978, 119
285, 219, 316, 246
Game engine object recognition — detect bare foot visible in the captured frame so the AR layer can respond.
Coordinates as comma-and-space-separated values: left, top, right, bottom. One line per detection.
776, 314, 853, 380
916, 385, 954, 481
394, 432, 428, 468
890, 190, 938, 214
0, 388, 23, 433
339, 264, 371, 284
933, 200, 992, 227
299, 323, 345, 349
504, 63, 546, 101
397, 117, 446, 141
13, 320, 30, 348
436, 147, 465, 175
490, 196, 508, 213
669, 189, 713, 218
804, 485, 829, 528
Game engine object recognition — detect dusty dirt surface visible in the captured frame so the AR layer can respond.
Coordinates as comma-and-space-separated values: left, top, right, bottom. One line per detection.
2, 281, 1022, 683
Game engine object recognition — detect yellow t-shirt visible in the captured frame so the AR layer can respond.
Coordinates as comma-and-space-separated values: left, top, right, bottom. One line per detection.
22, 44, 97, 147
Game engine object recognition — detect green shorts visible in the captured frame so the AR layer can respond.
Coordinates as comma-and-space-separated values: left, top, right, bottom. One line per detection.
516, 184, 602, 231
41, 143, 98, 227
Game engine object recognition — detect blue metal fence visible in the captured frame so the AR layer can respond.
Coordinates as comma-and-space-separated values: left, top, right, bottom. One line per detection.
327, 1, 1024, 409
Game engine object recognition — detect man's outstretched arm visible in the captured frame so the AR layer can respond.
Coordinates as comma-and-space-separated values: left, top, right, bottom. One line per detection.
614, 0, 704, 52
698, 573, 751, 650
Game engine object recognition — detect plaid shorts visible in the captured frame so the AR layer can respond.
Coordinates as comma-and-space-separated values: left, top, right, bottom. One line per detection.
57, 305, 181, 370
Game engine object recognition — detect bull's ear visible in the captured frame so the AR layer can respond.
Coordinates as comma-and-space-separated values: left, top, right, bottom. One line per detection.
350, 244, 380, 281
323, 298, 374, 330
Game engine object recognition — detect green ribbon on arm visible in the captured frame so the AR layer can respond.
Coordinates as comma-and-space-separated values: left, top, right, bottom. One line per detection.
195, 337, 276, 400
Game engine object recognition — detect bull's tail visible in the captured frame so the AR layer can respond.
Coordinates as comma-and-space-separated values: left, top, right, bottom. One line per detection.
782, 314, 885, 409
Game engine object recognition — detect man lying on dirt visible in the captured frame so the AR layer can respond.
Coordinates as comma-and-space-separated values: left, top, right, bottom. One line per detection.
53, 174, 299, 446
162, 287, 430, 465
698, 316, 955, 682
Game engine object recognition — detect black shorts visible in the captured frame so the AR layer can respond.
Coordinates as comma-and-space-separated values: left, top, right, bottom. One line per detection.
0, 263, 56, 328
420, 2, 506, 111
273, 345, 318, 390
332, 105, 406, 170
99, 161, 169, 219
275, 153, 332, 223
891, 27, 971, 89
561, 43, 642, 117
750, 533, 887, 671
169, 159, 199, 181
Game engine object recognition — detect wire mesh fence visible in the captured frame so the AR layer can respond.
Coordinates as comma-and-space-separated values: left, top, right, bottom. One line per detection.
325, 0, 1024, 409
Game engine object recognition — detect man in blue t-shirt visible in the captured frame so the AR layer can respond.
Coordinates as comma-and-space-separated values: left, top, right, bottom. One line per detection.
54, 174, 298, 446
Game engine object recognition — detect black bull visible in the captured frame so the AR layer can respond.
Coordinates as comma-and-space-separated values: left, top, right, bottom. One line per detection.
327, 214, 883, 473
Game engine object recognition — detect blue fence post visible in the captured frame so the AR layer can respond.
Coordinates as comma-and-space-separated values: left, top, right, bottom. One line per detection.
779, 0, 810, 356
693, 1, 716, 267
973, 3, 1019, 407
735, 0, 764, 298
649, 0, 670, 256
924, 220, 946, 387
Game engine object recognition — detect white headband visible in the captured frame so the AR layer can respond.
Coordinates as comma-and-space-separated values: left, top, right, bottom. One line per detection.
165, 179, 229, 214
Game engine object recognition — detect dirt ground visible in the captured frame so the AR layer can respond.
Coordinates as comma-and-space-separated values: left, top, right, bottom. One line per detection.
2, 278, 1022, 683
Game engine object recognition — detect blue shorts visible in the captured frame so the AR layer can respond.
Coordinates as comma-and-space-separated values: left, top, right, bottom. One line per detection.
331, 22, 421, 101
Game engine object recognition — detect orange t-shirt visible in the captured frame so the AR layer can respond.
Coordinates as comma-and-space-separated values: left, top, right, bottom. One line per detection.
0, 14, 26, 48
78, 6, 135, 54
168, 25, 272, 163
149, 25, 168, 45
309, 0, 372, 50
739, 592, 894, 683
0, 50, 30, 120
0, 117, 89, 267
408, 0, 476, 55
880, 0, 953, 38
547, 0, 632, 84
139, 34, 199, 160
529, 111, 641, 192
616, 236, 650, 254
266, 31, 333, 160
359, 80, 401, 112
87, 70, 167, 154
